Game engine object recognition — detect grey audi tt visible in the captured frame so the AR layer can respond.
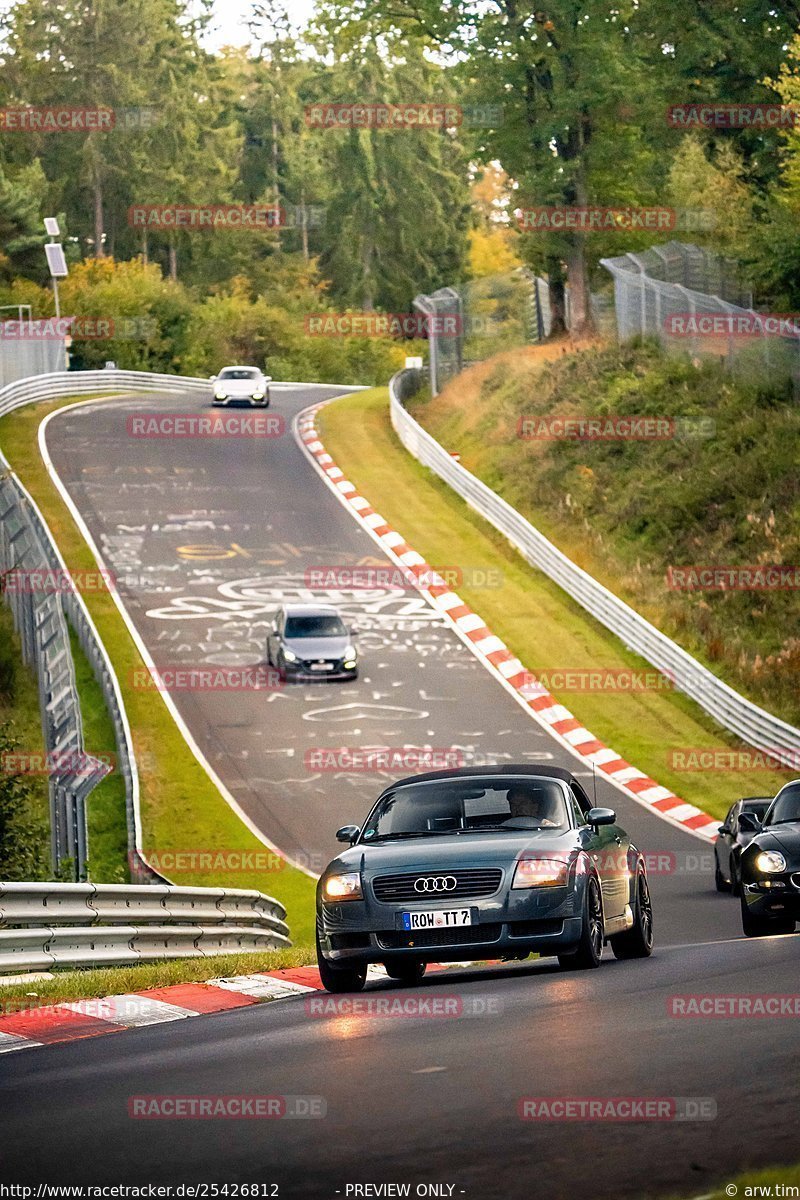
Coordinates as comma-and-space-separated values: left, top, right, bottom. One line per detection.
316, 765, 654, 992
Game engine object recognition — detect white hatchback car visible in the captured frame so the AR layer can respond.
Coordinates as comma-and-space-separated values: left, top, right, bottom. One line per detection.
210, 365, 271, 407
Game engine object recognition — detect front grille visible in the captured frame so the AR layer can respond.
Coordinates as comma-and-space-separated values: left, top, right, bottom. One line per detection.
372, 868, 503, 904
377, 924, 502, 950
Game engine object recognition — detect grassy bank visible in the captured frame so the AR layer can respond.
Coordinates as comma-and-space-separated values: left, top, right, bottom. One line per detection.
0, 395, 316, 942
673, 1161, 800, 1200
68, 628, 129, 883
317, 388, 792, 820
410, 340, 800, 730
0, 603, 50, 879
0, 945, 313, 1011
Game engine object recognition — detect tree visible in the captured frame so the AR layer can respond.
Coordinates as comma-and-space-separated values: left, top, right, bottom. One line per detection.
0, 158, 49, 281
302, 28, 471, 311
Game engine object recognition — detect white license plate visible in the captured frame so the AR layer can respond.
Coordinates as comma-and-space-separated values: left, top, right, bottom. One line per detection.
401, 908, 475, 930
310, 662, 333, 671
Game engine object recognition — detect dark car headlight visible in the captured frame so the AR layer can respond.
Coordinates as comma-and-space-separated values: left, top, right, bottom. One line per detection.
323, 872, 363, 901
754, 850, 787, 874
512, 857, 570, 888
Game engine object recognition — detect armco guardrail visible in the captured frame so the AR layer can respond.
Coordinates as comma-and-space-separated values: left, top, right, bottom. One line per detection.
389, 369, 800, 770
0, 882, 290, 972
0, 370, 208, 881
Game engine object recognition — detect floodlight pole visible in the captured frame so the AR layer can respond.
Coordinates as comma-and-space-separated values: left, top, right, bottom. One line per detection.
44, 218, 67, 370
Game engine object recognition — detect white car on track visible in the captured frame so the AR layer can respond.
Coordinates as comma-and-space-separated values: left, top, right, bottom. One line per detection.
210, 365, 271, 407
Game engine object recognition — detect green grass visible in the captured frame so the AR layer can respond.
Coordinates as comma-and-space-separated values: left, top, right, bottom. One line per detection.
317, 388, 792, 821
0, 604, 51, 879
411, 339, 800, 729
68, 627, 129, 883
0, 395, 316, 942
0, 945, 314, 1012
672, 1162, 800, 1200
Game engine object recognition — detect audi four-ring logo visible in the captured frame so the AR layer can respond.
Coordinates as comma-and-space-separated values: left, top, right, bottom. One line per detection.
414, 875, 457, 893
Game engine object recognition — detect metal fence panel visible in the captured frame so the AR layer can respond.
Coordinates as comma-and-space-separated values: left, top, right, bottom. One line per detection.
0, 370, 208, 882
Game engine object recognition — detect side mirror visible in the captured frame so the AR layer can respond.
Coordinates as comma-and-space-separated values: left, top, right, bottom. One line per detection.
738, 812, 761, 833
336, 825, 360, 844
209, 375, 216, 382
350, 624, 359, 636
263, 375, 273, 382
718, 824, 727, 837
587, 807, 616, 827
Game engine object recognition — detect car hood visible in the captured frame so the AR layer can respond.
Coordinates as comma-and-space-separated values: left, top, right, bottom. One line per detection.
326, 828, 580, 875
216, 379, 264, 395
284, 635, 350, 658
762, 822, 800, 859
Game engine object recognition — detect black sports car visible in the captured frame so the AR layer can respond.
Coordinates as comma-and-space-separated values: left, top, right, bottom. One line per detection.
316, 765, 654, 992
714, 796, 772, 895
739, 780, 800, 937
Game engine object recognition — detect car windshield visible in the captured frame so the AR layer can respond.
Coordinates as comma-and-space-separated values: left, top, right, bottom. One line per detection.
219, 368, 259, 379
361, 776, 570, 841
285, 614, 347, 638
764, 785, 800, 826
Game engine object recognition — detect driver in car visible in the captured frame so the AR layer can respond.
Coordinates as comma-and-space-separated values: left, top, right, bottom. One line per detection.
506, 784, 560, 827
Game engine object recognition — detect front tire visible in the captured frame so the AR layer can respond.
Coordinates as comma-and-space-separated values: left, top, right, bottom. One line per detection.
610, 871, 654, 960
558, 876, 603, 970
383, 960, 426, 985
740, 893, 796, 938
316, 926, 367, 993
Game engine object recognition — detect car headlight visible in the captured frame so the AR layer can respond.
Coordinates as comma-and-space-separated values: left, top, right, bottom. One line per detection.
512, 857, 570, 888
343, 645, 357, 668
283, 648, 297, 662
323, 872, 363, 901
754, 850, 787, 874
214, 391, 227, 400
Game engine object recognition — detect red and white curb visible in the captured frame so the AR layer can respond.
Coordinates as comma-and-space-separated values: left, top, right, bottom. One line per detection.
0, 968, 324, 1054
295, 404, 719, 843
0, 963, 473, 1055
